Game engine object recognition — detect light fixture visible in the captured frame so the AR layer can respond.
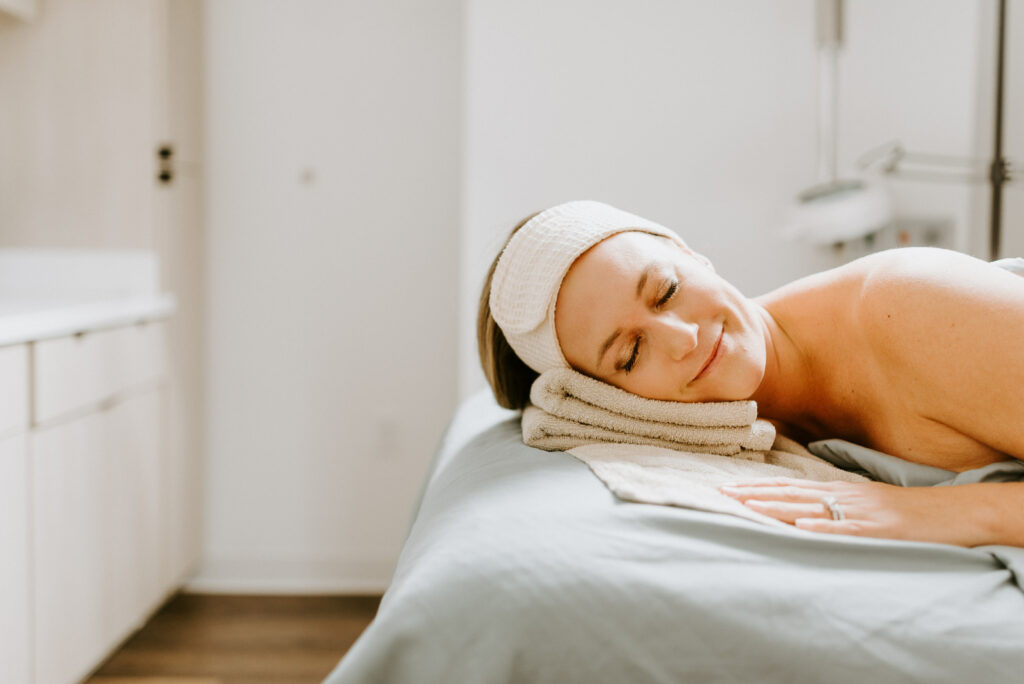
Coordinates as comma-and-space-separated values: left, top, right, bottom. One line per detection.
786, 0, 893, 246
788, 0, 1015, 258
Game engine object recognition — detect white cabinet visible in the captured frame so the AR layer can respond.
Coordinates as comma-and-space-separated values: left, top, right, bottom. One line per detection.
33, 387, 164, 684
0, 343, 28, 433
34, 323, 166, 426
0, 344, 29, 684
0, 431, 30, 684
2, 319, 177, 684
32, 409, 108, 684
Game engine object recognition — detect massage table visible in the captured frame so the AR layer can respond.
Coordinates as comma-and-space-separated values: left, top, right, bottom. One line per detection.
324, 390, 1024, 683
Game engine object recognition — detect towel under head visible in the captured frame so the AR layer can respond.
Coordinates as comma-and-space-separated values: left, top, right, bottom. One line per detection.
532, 367, 757, 427
522, 406, 754, 454
524, 368, 775, 454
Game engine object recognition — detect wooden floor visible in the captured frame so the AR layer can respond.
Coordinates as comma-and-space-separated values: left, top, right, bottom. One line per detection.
86, 593, 381, 684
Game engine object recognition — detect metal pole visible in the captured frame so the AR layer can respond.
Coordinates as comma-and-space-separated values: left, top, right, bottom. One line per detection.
990, 0, 1008, 260
816, 0, 843, 183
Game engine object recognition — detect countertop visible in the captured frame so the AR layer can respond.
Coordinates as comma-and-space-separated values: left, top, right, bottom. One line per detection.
0, 247, 176, 346
0, 294, 177, 347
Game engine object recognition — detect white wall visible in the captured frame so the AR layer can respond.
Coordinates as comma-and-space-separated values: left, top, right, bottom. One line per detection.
458, 0, 990, 398
195, 0, 1007, 593
195, 0, 461, 592
839, 0, 982, 254
0, 0, 164, 249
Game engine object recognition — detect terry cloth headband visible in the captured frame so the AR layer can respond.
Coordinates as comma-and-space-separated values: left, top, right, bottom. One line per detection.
489, 200, 686, 374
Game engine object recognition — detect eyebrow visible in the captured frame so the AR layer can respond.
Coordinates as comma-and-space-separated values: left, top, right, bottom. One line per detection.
635, 263, 656, 298
596, 263, 658, 369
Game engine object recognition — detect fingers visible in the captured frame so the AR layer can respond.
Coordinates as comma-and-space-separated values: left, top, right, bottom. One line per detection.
720, 477, 838, 489
794, 518, 839, 532
795, 518, 868, 537
717, 480, 899, 541
718, 479, 852, 527
719, 483, 829, 504
743, 499, 830, 524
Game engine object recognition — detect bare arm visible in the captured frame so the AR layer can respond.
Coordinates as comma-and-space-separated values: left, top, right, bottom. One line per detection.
720, 478, 1024, 548
720, 248, 1024, 548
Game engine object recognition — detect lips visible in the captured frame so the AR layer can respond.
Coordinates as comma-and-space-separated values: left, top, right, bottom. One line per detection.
692, 328, 723, 383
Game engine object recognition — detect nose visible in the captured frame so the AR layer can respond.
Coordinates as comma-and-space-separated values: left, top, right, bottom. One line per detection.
647, 313, 698, 361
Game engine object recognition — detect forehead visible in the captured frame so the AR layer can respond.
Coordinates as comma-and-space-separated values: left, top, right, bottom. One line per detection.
564, 231, 672, 282
554, 231, 677, 364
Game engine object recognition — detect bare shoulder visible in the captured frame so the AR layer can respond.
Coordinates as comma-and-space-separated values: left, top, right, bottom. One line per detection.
852, 247, 1024, 456
857, 245, 1020, 286
854, 247, 1024, 331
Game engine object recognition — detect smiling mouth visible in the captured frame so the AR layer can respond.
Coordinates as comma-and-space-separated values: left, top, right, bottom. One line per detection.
692, 328, 723, 383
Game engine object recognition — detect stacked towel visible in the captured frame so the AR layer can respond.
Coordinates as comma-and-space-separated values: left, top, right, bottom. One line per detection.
520, 369, 868, 527
522, 368, 775, 455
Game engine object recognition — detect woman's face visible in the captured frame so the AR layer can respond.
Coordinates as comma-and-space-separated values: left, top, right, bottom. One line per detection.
554, 231, 767, 402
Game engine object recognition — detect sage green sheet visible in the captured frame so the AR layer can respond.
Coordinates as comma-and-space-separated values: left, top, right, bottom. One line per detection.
325, 392, 1024, 683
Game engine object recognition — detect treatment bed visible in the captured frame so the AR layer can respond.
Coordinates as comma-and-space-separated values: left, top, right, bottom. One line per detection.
324, 390, 1024, 683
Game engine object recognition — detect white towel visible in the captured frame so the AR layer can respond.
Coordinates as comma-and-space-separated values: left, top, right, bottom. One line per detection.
569, 435, 870, 527
532, 368, 757, 427
523, 406, 775, 454
524, 368, 775, 454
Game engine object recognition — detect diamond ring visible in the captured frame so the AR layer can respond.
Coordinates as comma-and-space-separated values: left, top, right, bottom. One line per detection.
822, 495, 845, 521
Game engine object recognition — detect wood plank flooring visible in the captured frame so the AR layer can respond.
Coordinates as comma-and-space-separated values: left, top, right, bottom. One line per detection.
86, 593, 381, 684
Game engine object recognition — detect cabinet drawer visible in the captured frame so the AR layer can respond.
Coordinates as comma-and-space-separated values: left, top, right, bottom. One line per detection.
34, 321, 166, 425
33, 389, 164, 684
0, 344, 28, 436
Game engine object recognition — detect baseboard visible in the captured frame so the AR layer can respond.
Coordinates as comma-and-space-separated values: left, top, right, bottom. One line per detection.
184, 554, 393, 595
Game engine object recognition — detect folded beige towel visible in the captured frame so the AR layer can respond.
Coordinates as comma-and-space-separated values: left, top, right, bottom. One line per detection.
522, 406, 775, 454
569, 435, 870, 527
524, 368, 775, 454
532, 368, 756, 427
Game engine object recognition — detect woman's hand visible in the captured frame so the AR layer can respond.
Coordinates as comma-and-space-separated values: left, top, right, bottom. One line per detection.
718, 478, 1004, 547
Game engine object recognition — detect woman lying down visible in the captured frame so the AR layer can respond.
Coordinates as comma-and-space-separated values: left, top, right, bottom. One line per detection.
478, 200, 1024, 548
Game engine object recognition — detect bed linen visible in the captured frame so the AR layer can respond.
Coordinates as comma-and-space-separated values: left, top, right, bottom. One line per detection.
324, 391, 1024, 684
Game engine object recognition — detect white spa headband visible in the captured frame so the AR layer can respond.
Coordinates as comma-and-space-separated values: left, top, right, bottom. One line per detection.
489, 200, 686, 374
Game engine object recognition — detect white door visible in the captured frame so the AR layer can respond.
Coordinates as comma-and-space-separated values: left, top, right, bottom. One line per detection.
199, 1, 461, 591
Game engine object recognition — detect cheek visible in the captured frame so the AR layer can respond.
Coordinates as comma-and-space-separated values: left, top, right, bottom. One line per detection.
625, 364, 685, 401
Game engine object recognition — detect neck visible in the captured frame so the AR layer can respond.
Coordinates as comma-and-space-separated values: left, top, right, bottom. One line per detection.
748, 303, 818, 432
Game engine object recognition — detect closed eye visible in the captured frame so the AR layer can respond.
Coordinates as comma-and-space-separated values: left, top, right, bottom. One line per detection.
618, 336, 641, 374
657, 279, 678, 308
